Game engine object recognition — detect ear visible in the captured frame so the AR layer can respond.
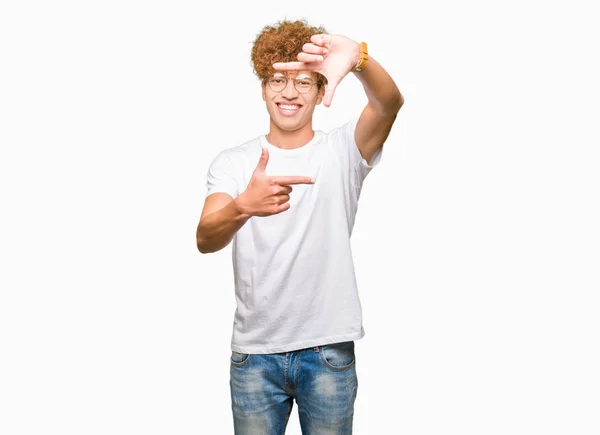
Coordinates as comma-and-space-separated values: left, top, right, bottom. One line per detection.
262, 82, 266, 101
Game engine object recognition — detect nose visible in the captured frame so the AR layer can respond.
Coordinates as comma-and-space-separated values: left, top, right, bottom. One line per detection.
282, 78, 299, 99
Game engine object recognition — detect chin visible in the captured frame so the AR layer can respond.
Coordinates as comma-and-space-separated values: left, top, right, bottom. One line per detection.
274, 121, 305, 132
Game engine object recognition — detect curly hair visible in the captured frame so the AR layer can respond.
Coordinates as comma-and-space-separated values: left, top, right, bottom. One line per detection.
251, 19, 328, 89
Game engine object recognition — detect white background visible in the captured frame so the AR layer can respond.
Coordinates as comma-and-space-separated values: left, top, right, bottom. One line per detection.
1, 0, 599, 434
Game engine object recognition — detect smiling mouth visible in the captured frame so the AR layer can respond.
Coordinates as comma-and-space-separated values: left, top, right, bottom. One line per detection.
276, 103, 302, 115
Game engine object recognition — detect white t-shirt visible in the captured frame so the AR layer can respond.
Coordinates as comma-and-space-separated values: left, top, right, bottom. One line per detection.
204, 117, 383, 354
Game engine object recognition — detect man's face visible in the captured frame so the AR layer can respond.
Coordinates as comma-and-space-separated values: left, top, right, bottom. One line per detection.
262, 70, 325, 131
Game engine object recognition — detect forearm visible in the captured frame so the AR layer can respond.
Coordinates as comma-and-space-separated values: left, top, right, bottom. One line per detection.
353, 54, 404, 115
196, 198, 251, 254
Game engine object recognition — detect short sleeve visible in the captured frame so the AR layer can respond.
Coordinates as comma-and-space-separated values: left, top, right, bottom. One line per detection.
332, 117, 383, 186
205, 151, 239, 199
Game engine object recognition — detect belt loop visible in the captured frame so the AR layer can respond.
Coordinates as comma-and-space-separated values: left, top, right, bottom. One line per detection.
314, 346, 320, 352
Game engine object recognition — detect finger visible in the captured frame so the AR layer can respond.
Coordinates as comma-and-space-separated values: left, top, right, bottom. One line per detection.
323, 76, 341, 108
311, 34, 332, 49
272, 202, 291, 215
297, 52, 324, 63
272, 61, 308, 71
269, 175, 315, 185
255, 146, 269, 173
302, 42, 328, 55
275, 184, 293, 195
275, 194, 290, 205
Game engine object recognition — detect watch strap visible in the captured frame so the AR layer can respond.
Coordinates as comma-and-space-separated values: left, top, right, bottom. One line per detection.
352, 42, 368, 72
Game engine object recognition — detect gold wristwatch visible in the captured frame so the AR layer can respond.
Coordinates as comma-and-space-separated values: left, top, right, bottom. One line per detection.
352, 42, 368, 72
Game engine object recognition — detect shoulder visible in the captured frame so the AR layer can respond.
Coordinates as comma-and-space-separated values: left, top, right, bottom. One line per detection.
324, 117, 360, 152
326, 117, 359, 138
210, 137, 261, 167
324, 117, 360, 154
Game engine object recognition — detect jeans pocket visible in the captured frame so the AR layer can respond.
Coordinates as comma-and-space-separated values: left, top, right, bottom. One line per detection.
320, 341, 355, 370
230, 350, 251, 366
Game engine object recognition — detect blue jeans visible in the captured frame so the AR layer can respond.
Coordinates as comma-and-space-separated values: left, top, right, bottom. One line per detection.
230, 341, 358, 434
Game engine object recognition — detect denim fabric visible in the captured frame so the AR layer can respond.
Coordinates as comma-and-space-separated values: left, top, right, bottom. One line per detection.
229, 341, 358, 434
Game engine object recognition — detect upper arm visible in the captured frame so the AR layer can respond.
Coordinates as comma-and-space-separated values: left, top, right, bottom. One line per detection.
200, 149, 239, 222
201, 192, 234, 221
354, 102, 398, 165
205, 151, 239, 200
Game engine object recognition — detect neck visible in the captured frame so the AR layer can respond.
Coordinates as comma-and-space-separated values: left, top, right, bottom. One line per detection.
265, 119, 315, 150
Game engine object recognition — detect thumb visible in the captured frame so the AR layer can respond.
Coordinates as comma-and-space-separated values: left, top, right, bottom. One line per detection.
323, 76, 341, 108
255, 146, 269, 174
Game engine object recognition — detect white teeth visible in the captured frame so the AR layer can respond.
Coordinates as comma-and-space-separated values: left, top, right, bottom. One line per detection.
278, 104, 300, 110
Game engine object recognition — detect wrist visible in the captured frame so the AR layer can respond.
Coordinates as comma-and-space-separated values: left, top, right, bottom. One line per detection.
233, 194, 253, 219
351, 41, 368, 72
352, 41, 360, 68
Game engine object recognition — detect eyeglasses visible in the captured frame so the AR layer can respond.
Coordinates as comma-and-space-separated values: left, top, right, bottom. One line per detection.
266, 74, 318, 94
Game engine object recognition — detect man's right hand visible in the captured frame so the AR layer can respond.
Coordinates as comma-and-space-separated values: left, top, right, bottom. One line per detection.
236, 146, 315, 217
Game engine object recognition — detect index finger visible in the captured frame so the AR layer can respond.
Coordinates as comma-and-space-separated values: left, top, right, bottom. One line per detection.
272, 61, 309, 71
269, 176, 315, 185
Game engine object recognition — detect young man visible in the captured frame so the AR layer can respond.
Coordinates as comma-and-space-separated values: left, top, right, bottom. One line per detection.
196, 19, 403, 434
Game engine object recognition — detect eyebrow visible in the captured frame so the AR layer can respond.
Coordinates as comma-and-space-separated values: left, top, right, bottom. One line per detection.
272, 72, 314, 80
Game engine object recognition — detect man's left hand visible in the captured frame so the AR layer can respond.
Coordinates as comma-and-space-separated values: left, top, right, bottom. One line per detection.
272, 34, 359, 108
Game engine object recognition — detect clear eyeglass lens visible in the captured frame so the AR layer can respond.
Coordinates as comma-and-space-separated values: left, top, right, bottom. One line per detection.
295, 79, 314, 93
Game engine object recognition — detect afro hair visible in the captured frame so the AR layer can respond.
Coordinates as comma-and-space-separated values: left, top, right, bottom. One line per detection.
251, 18, 328, 89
